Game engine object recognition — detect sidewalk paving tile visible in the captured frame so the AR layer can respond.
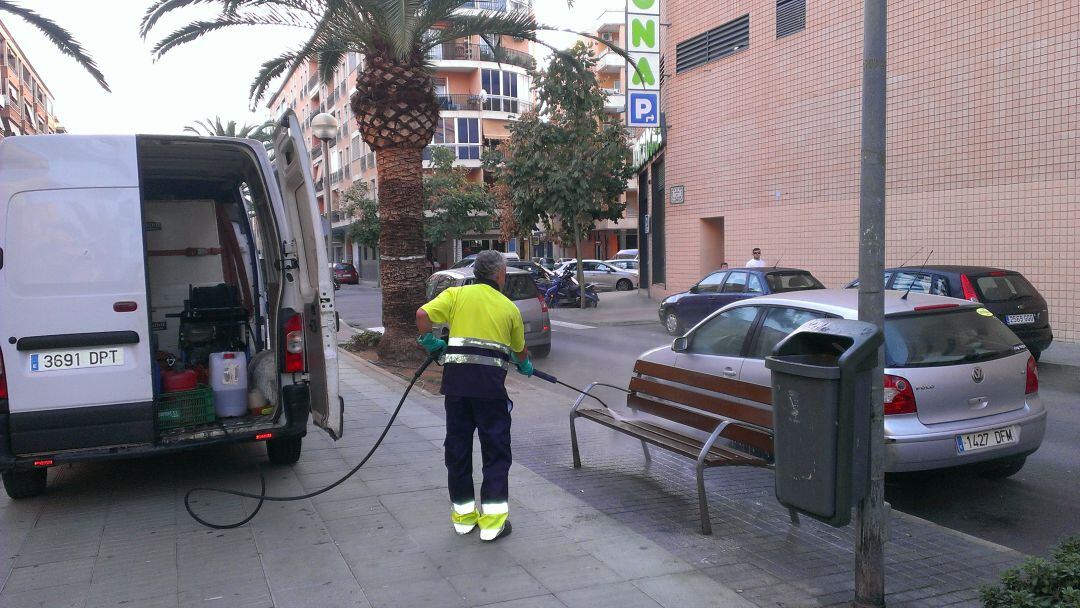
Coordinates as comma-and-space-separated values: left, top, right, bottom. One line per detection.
633, 571, 759, 608
447, 565, 548, 607
555, 582, 663, 608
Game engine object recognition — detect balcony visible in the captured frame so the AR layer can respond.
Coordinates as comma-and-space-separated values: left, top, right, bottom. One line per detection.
423, 143, 483, 167
330, 169, 343, 184
602, 89, 625, 113
597, 52, 625, 73
307, 74, 320, 97
436, 94, 482, 111
483, 96, 532, 114
428, 43, 535, 70
311, 145, 323, 159
458, 0, 531, 12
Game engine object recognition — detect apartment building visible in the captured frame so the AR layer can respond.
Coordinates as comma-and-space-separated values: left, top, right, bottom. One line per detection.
266, 0, 536, 278
0, 20, 63, 138
650, 0, 1080, 342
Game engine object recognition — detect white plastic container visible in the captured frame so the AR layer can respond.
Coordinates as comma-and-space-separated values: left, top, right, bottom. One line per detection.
209, 351, 248, 417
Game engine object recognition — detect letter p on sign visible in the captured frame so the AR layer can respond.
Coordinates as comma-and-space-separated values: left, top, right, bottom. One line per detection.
628, 91, 659, 127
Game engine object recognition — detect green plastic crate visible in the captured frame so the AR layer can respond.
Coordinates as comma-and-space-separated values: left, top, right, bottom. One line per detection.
155, 386, 215, 431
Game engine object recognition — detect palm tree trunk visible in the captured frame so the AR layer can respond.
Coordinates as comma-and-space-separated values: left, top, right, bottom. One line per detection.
375, 146, 427, 362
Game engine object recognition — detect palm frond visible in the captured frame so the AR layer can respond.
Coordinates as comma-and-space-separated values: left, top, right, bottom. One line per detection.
374, 0, 423, 59
149, 12, 311, 58
426, 10, 537, 51
316, 45, 346, 85
250, 49, 309, 102
0, 0, 110, 91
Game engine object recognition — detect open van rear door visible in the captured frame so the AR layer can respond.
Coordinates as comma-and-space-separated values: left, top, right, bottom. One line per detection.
271, 111, 343, 439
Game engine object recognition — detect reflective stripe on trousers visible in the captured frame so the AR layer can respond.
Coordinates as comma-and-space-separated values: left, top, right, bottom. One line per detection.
478, 502, 508, 540
451, 501, 479, 534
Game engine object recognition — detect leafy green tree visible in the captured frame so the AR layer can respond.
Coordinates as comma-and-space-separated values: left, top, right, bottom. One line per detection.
141, 0, 609, 361
344, 147, 494, 251
423, 146, 494, 246
0, 1, 109, 91
488, 42, 634, 307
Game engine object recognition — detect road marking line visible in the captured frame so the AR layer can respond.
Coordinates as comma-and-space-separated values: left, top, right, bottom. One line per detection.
551, 320, 596, 330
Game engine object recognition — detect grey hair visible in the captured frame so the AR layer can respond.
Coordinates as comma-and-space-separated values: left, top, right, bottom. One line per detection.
473, 250, 506, 282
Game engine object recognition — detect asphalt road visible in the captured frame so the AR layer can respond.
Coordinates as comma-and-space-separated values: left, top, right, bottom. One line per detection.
336, 283, 1079, 557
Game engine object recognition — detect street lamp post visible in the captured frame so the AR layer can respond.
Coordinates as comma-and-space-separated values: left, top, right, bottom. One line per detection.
311, 111, 340, 266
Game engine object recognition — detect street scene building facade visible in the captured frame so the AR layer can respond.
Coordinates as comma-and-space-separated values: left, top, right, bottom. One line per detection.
645, 0, 1079, 343
0, 20, 63, 138
267, 1, 536, 278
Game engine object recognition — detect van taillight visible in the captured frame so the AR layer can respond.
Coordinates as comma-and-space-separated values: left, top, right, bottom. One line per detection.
0, 349, 7, 399
1025, 355, 1038, 395
883, 374, 917, 415
960, 274, 980, 302
283, 313, 305, 373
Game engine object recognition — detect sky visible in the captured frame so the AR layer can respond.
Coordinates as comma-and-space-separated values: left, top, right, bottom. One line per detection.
2, 0, 623, 135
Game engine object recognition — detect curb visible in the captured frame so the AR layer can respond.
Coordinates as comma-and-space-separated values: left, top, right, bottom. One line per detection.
337, 346, 443, 400
889, 507, 1026, 557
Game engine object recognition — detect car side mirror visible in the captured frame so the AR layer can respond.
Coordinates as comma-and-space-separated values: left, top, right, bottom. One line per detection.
672, 336, 689, 352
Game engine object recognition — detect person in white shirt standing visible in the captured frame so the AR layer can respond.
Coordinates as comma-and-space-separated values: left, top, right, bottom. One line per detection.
746, 248, 766, 267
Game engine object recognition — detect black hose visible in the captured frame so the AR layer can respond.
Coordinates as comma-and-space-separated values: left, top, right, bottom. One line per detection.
184, 354, 437, 529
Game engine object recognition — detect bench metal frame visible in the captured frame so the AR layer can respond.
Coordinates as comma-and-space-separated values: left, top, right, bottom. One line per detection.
569, 380, 800, 535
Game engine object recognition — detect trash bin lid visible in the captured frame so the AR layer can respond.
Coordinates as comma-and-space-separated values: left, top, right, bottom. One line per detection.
765, 354, 843, 379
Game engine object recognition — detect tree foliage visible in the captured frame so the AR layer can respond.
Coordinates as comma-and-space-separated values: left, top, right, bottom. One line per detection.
344, 147, 495, 248
487, 42, 634, 304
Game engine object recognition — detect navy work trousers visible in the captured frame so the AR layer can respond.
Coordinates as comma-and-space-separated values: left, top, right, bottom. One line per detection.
444, 395, 512, 506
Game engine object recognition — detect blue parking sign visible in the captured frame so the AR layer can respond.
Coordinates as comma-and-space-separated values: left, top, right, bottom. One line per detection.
627, 91, 660, 127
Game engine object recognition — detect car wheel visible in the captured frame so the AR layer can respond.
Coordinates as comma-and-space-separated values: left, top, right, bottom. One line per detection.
978, 456, 1026, 480
615, 279, 633, 291
266, 435, 303, 465
531, 344, 551, 358
2, 468, 47, 499
663, 310, 682, 335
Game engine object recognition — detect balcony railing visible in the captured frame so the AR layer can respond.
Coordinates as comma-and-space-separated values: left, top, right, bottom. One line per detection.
459, 0, 531, 11
483, 96, 531, 114
311, 145, 323, 159
436, 94, 482, 111
312, 176, 325, 191
307, 74, 320, 95
330, 169, 343, 184
428, 43, 535, 70
423, 143, 482, 161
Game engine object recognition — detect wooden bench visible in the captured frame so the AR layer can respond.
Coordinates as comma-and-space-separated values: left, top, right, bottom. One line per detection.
569, 359, 800, 534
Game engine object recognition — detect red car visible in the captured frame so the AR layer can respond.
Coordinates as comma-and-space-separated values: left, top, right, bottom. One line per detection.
329, 262, 359, 285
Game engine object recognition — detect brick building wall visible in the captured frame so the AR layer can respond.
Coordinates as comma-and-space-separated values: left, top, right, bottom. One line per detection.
659, 0, 1080, 342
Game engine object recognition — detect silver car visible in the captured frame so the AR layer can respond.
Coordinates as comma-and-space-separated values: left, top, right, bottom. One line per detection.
556, 259, 639, 291
604, 259, 639, 274
426, 267, 551, 357
640, 289, 1045, 476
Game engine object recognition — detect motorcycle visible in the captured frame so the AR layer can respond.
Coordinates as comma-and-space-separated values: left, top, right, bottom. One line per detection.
544, 267, 599, 308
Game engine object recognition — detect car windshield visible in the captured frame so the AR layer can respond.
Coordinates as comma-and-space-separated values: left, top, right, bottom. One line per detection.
765, 272, 825, 292
974, 274, 1038, 302
884, 308, 1023, 368
450, 258, 474, 269
503, 275, 538, 301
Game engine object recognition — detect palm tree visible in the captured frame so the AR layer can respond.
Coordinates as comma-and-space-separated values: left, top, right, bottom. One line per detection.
183, 116, 274, 144
141, 0, 621, 361
0, 1, 109, 91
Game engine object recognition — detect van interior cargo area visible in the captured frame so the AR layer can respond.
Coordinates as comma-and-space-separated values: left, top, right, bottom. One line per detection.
139, 137, 281, 442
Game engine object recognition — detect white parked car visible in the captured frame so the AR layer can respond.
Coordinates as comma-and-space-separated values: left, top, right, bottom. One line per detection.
604, 259, 639, 274
641, 289, 1045, 476
555, 259, 639, 291
0, 111, 342, 498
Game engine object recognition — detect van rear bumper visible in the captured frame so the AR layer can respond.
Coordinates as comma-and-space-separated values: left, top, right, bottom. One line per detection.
0, 385, 310, 471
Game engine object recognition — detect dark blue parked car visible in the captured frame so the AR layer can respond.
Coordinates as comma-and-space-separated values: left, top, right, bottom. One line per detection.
659, 267, 825, 335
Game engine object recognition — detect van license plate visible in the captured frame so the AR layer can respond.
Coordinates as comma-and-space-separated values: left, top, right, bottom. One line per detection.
956, 425, 1019, 454
30, 348, 125, 372
1006, 314, 1035, 325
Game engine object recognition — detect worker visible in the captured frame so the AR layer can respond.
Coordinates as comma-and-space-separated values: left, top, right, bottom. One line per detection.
415, 250, 531, 542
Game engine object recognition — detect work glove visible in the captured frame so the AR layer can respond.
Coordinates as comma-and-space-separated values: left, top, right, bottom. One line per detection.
417, 332, 447, 357
513, 355, 534, 377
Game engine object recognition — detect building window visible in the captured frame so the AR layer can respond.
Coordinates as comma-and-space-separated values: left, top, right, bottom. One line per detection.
481, 69, 521, 112
456, 118, 480, 159
675, 14, 749, 73
776, 0, 806, 37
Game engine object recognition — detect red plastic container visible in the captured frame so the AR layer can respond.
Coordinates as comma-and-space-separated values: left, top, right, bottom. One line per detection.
162, 369, 198, 393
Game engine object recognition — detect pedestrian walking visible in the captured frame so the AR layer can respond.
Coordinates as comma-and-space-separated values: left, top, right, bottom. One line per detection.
746, 248, 766, 267
415, 250, 531, 542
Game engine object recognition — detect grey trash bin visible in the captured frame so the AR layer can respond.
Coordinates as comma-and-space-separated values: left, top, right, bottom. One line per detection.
764, 318, 883, 527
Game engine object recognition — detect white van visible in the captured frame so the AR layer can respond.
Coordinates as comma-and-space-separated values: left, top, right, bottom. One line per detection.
0, 111, 342, 498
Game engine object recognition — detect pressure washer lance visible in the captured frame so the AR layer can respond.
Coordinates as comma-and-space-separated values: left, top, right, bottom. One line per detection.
184, 355, 602, 529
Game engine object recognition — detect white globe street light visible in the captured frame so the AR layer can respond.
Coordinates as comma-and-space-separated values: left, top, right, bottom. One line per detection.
311, 112, 340, 265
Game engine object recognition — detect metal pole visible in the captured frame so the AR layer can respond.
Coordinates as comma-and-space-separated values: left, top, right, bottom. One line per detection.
855, 0, 887, 606
323, 139, 334, 265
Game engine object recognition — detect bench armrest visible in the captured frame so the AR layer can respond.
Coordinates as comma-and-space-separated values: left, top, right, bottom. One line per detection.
570, 382, 631, 414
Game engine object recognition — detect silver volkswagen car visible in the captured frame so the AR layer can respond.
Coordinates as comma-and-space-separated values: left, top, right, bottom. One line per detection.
639, 289, 1045, 476
426, 267, 552, 357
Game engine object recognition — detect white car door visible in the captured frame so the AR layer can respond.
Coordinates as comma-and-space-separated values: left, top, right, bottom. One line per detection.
270, 111, 343, 439
737, 306, 831, 388
675, 306, 762, 380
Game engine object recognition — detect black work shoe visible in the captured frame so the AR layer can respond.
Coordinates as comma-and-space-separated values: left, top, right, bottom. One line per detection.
480, 521, 512, 542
